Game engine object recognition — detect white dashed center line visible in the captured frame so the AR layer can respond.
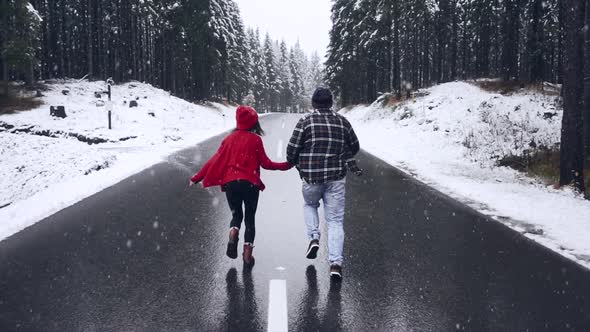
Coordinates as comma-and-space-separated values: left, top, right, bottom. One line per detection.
268, 279, 288, 332
276, 140, 284, 158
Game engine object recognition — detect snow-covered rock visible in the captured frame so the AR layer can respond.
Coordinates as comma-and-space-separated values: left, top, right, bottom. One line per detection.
344, 81, 590, 270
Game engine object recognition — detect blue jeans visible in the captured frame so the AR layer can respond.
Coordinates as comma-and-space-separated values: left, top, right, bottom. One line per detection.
302, 178, 346, 266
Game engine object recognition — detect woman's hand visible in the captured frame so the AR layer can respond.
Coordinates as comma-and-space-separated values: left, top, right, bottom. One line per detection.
189, 180, 197, 187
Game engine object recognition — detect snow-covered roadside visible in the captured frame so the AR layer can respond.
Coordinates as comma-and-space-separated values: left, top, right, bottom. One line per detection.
343, 81, 590, 269
0, 80, 235, 240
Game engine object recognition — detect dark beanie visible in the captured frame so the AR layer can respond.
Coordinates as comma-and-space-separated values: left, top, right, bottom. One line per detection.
312, 87, 333, 109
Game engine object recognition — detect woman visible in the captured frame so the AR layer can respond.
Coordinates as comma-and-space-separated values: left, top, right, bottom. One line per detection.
189, 105, 292, 266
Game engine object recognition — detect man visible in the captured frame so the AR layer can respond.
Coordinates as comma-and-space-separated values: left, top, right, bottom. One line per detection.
287, 87, 360, 279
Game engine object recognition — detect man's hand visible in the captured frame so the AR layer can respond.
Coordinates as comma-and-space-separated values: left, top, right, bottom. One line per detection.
189, 180, 197, 187
347, 160, 363, 176
350, 166, 363, 176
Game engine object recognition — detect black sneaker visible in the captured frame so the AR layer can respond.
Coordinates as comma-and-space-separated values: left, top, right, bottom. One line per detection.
330, 265, 343, 279
306, 239, 320, 259
226, 227, 239, 259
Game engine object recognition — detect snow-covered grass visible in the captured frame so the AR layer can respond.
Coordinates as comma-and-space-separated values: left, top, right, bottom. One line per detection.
343, 81, 590, 269
0, 80, 235, 240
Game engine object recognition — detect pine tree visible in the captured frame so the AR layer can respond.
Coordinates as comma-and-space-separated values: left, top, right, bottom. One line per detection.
434, 0, 453, 83
277, 40, 292, 112
290, 42, 308, 112
527, 0, 545, 83
225, 0, 249, 103
560, 0, 586, 193
3, 0, 41, 85
501, 0, 520, 81
307, 51, 324, 98
583, 0, 590, 155
1, 0, 10, 94
474, 0, 494, 77
325, 0, 364, 105
248, 28, 266, 110
262, 33, 279, 112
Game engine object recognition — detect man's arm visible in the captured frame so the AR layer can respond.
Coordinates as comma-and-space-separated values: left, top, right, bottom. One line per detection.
190, 139, 226, 183
286, 118, 306, 165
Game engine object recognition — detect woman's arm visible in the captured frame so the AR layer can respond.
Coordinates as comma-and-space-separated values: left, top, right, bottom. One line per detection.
190, 157, 213, 183
190, 140, 226, 183
257, 138, 293, 171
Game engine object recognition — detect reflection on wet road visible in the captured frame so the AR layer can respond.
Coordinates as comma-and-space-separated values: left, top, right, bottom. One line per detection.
0, 114, 589, 331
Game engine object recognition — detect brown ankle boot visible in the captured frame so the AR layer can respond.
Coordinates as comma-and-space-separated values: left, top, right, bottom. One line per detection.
226, 227, 239, 259
243, 243, 255, 266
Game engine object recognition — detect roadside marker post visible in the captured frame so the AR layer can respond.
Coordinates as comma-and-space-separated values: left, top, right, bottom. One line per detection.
107, 84, 112, 130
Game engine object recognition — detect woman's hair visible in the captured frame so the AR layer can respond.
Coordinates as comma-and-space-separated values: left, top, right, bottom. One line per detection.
235, 121, 265, 136
251, 121, 265, 136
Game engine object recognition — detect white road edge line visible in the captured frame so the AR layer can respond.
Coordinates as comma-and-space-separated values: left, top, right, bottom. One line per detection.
268, 279, 288, 332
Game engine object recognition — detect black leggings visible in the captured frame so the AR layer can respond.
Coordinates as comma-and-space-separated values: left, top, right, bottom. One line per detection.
224, 180, 260, 244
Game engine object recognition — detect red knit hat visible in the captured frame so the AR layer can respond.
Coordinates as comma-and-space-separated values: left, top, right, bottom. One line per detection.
236, 105, 259, 130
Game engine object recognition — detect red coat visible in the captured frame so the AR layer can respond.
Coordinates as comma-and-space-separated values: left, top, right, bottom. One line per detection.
190, 130, 291, 191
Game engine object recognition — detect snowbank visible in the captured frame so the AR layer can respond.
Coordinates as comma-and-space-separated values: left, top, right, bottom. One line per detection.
0, 80, 235, 240
344, 81, 590, 269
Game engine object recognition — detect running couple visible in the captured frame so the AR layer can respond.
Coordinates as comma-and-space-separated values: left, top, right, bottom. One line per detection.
189, 88, 360, 279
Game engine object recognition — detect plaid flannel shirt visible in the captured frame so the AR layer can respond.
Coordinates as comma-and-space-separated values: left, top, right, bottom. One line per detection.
287, 109, 360, 184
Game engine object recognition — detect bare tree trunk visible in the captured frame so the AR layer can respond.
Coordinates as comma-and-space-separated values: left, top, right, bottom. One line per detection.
26, 62, 34, 86
87, 0, 93, 78
1, 0, 9, 92
560, 0, 586, 193
557, 0, 565, 84
392, 1, 401, 95
502, 0, 520, 82
461, 10, 468, 79
385, 2, 393, 92
97, 0, 104, 79
584, 0, 590, 155
451, 0, 458, 81
527, 0, 544, 83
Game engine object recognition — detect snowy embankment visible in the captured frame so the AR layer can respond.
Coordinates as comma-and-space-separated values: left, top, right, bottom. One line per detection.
343, 81, 590, 269
0, 80, 234, 240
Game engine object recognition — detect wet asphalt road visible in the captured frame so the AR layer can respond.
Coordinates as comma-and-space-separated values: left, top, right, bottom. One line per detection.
1, 114, 590, 332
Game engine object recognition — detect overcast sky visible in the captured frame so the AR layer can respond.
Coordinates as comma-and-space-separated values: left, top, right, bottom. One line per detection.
233, 0, 332, 59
